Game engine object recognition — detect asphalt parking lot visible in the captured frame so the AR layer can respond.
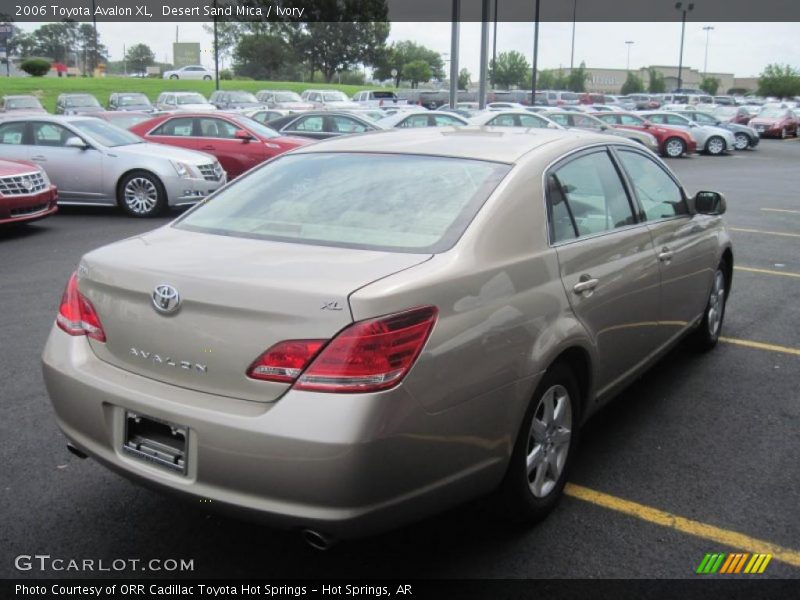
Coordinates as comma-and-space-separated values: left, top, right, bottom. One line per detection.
1, 139, 798, 580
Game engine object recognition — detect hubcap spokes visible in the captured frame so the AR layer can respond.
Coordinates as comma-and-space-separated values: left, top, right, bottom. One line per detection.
526, 384, 572, 498
667, 140, 682, 157
707, 271, 725, 336
124, 178, 157, 214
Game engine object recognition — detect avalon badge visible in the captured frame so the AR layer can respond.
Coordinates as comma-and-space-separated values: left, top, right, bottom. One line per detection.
152, 284, 181, 314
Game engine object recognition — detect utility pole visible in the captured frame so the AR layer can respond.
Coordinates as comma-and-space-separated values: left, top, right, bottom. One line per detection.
675, 2, 694, 91
213, 0, 220, 90
531, 0, 540, 103
478, 0, 489, 108
569, 0, 577, 71
448, 0, 460, 109
491, 0, 498, 90
625, 40, 634, 71
702, 25, 714, 76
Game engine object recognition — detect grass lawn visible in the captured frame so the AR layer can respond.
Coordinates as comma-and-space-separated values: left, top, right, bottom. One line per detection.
1, 76, 373, 112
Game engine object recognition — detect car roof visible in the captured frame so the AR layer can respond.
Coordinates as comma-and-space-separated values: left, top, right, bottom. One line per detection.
4, 94, 39, 99
0, 115, 98, 124
290, 126, 620, 164
469, 110, 549, 125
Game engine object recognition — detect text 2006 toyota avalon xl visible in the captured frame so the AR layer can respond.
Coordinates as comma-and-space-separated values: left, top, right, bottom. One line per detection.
42, 127, 732, 548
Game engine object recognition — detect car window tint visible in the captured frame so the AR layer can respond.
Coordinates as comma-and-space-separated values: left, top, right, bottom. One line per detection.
32, 123, 72, 147
153, 118, 194, 137
547, 113, 569, 126
519, 114, 549, 128
292, 116, 324, 132
0, 122, 26, 145
617, 150, 687, 221
619, 114, 642, 125
331, 116, 367, 133
665, 115, 688, 126
550, 151, 636, 238
199, 118, 238, 139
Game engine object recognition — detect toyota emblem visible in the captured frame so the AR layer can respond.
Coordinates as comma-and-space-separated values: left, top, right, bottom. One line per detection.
152, 284, 181, 315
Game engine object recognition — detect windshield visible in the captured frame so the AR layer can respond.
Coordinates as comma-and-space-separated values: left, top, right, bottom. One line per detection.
6, 98, 41, 109
176, 153, 511, 253
235, 116, 281, 139
274, 92, 302, 102
72, 119, 143, 147
119, 94, 150, 106
104, 113, 152, 129
66, 96, 100, 108
177, 94, 209, 105
229, 92, 259, 103
322, 92, 348, 102
758, 108, 786, 118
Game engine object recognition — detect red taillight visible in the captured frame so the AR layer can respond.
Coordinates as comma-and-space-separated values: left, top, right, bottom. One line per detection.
56, 272, 106, 342
296, 305, 438, 393
246, 306, 438, 393
247, 340, 326, 383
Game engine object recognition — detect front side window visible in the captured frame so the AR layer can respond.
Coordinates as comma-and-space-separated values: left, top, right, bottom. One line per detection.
546, 150, 636, 243
519, 114, 550, 128
488, 115, 516, 127
198, 118, 238, 139
176, 153, 511, 253
547, 113, 570, 126
399, 115, 430, 128
330, 116, 368, 133
619, 114, 644, 126
291, 116, 324, 132
153, 117, 194, 137
0, 122, 26, 145
617, 150, 687, 221
32, 123, 73, 147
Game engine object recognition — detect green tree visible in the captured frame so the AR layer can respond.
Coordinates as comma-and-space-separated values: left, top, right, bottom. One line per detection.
648, 68, 666, 93
757, 64, 800, 98
489, 50, 530, 90
125, 43, 155, 74
533, 69, 567, 90
404, 59, 431, 88
202, 21, 242, 68
566, 62, 589, 92
32, 23, 70, 62
700, 76, 721, 95
458, 68, 471, 90
233, 33, 300, 81
621, 71, 644, 95
374, 40, 445, 87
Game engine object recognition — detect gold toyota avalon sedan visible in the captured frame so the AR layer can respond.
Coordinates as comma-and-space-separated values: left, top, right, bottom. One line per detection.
42, 127, 732, 549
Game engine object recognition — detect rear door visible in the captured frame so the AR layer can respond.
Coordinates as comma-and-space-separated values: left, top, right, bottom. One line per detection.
145, 116, 199, 152
615, 148, 718, 345
547, 148, 661, 395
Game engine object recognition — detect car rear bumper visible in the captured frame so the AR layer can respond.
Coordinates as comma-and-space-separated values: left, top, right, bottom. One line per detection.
0, 185, 58, 224
41, 327, 510, 538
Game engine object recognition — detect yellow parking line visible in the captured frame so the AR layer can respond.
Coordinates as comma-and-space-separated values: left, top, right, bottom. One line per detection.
719, 337, 800, 357
565, 484, 800, 568
762, 208, 800, 215
734, 266, 800, 279
730, 227, 800, 239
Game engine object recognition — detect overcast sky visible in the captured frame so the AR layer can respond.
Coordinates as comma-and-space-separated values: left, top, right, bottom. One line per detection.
18, 21, 798, 78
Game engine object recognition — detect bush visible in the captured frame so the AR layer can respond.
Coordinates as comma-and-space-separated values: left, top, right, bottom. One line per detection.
20, 58, 51, 77
220, 69, 233, 81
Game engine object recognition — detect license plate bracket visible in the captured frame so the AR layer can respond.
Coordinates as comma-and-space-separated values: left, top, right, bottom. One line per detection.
122, 411, 188, 474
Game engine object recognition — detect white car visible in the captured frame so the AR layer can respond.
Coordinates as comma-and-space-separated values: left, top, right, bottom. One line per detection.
470, 110, 562, 129
300, 90, 360, 110
155, 92, 217, 113
163, 65, 214, 81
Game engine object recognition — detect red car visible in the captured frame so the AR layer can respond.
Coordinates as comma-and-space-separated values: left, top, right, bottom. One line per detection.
0, 159, 58, 225
748, 107, 799, 139
130, 112, 312, 179
595, 112, 697, 158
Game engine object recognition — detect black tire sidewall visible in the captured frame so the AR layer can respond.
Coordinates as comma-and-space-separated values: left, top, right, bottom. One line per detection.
691, 261, 728, 350
117, 171, 167, 218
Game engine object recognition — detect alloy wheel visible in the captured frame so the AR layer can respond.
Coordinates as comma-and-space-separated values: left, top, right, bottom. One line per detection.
706, 137, 725, 155
123, 177, 159, 215
707, 270, 726, 338
665, 138, 684, 158
526, 384, 572, 498
733, 133, 749, 150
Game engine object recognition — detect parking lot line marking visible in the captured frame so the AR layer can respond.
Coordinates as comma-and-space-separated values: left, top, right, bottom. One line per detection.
730, 227, 800, 239
719, 337, 800, 357
762, 208, 800, 215
734, 266, 800, 279
564, 483, 800, 569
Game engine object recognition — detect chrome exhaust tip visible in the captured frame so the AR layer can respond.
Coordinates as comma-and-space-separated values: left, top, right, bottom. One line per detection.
66, 443, 88, 459
301, 529, 336, 551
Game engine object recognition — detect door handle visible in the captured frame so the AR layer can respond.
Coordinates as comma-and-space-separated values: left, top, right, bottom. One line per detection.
573, 276, 599, 294
31, 155, 47, 161
658, 247, 674, 262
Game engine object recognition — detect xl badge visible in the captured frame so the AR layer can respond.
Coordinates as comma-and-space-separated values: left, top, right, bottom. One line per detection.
152, 284, 181, 315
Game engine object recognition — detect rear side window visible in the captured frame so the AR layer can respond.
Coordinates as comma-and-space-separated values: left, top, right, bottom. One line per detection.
616, 151, 688, 221
176, 153, 511, 253
546, 151, 636, 243
0, 122, 26, 145
152, 118, 194, 137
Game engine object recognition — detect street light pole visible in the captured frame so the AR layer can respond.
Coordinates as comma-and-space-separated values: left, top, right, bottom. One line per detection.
449, 0, 460, 109
491, 0, 498, 89
531, 0, 540, 104
569, 0, 577, 71
478, 0, 490, 109
213, 0, 220, 91
625, 40, 634, 71
702, 25, 714, 76
675, 2, 694, 91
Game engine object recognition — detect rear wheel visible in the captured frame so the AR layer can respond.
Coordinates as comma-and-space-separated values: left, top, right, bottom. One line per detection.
169, 74, 178, 80
780, 127, 787, 139
500, 362, 580, 525
690, 261, 728, 351
663, 137, 686, 158
118, 171, 167, 218
203, 75, 212, 81
705, 136, 726, 155
733, 132, 750, 150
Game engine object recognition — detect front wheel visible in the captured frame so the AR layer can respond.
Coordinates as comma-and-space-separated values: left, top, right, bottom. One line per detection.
203, 75, 212, 81
169, 74, 178, 80
118, 171, 167, 218
780, 127, 787, 139
705, 136, 726, 156
663, 137, 686, 158
733, 132, 750, 151
690, 262, 728, 351
500, 362, 580, 525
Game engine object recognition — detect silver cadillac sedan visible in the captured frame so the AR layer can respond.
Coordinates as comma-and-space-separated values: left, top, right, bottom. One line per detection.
42, 127, 732, 547
0, 116, 225, 217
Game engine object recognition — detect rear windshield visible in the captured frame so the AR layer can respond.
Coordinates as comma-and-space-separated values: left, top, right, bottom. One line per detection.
175, 153, 510, 253
6, 97, 42, 109
66, 95, 100, 107
177, 94, 208, 105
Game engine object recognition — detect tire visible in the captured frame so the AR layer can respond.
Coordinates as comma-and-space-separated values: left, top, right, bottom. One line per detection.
169, 74, 178, 80
117, 171, 167, 218
705, 136, 726, 156
499, 362, 580, 526
203, 75, 212, 81
689, 261, 728, 351
780, 127, 787, 139
733, 132, 750, 151
663, 137, 686, 158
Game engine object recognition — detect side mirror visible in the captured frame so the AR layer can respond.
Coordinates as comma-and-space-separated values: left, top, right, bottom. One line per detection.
691, 191, 726, 215
235, 129, 254, 142
65, 136, 88, 150
643, 121, 652, 128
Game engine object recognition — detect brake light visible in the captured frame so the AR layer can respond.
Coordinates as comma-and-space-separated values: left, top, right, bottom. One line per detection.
296, 306, 438, 393
56, 272, 106, 342
247, 340, 326, 383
